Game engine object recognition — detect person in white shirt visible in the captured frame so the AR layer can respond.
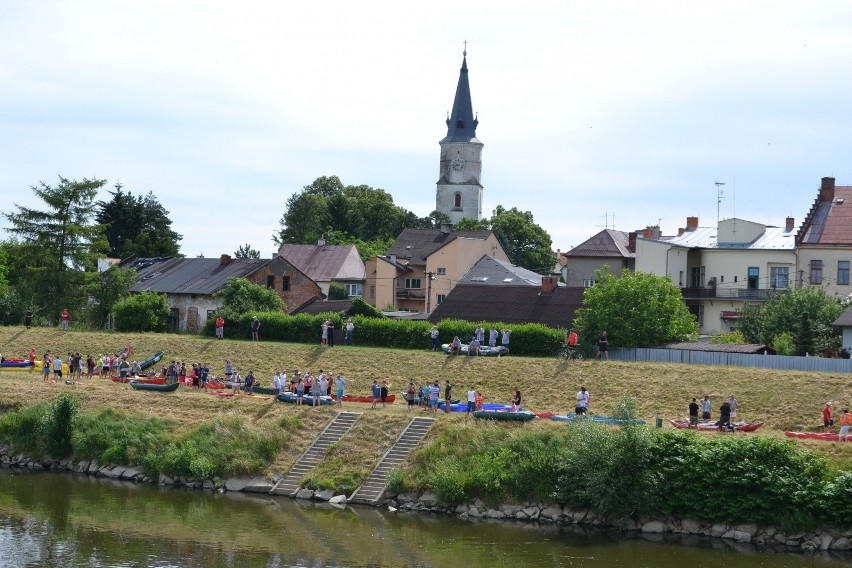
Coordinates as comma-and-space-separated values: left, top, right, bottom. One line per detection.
272, 372, 282, 394
467, 387, 477, 413
489, 328, 498, 348
701, 395, 711, 420
575, 386, 590, 415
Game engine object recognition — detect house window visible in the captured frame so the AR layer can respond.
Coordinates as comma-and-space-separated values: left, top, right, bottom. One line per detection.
583, 279, 595, 288
747, 267, 759, 290
688, 304, 704, 326
838, 261, 850, 285
453, 193, 462, 209
809, 260, 823, 285
282, 276, 291, 292
405, 278, 422, 289
690, 266, 705, 288
678, 270, 684, 287
266, 275, 274, 289
437, 267, 446, 276
370, 285, 375, 299
770, 267, 789, 289
207, 310, 217, 320
437, 294, 446, 305
344, 283, 363, 297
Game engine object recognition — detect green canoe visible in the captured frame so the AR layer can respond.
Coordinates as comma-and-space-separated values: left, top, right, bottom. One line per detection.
129, 380, 180, 392
472, 410, 537, 422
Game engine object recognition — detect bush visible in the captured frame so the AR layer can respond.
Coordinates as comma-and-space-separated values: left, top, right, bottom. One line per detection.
113, 291, 169, 332
202, 313, 564, 357
773, 331, 795, 356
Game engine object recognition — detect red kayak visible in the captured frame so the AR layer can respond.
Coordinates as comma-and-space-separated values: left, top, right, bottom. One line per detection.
785, 431, 851, 442
206, 379, 226, 390
669, 419, 764, 432
208, 390, 236, 397
535, 411, 554, 420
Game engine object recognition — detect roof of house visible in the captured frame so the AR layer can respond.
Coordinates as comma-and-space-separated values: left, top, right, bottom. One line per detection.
798, 185, 852, 245
664, 342, 776, 354
428, 284, 584, 328
288, 297, 353, 316
278, 243, 364, 282
646, 223, 795, 250
565, 229, 634, 258
459, 255, 556, 286
833, 305, 852, 327
127, 256, 269, 295
385, 229, 495, 266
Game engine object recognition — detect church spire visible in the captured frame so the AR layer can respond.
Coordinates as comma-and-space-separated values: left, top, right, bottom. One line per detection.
442, 49, 478, 143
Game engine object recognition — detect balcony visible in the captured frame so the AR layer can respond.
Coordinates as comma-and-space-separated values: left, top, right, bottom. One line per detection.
680, 286, 786, 301
396, 288, 426, 300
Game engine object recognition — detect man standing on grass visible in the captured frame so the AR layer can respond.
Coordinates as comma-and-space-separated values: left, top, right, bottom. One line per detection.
701, 395, 711, 420
215, 315, 225, 339
335, 374, 346, 408
430, 381, 440, 415
823, 402, 833, 433
371, 380, 381, 409
444, 380, 452, 413
688, 398, 699, 428
467, 386, 476, 414
250, 316, 260, 341
838, 409, 851, 442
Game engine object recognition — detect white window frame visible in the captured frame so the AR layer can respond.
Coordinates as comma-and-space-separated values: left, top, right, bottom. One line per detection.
405, 278, 422, 289
437, 267, 446, 275
437, 294, 446, 305
344, 283, 363, 297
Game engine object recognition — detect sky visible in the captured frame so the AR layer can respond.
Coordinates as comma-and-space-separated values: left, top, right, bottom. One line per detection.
3, 1, 852, 260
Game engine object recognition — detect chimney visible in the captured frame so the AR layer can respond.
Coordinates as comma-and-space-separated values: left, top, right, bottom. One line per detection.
317, 236, 327, 246
440, 222, 453, 234
678, 228, 685, 236
820, 177, 835, 202
785, 216, 795, 231
627, 231, 637, 253
388, 254, 397, 265
541, 275, 559, 294
643, 227, 654, 239
686, 216, 699, 229
220, 254, 232, 266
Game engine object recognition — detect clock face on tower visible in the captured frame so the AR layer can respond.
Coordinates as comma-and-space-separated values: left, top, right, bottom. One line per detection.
450, 157, 466, 172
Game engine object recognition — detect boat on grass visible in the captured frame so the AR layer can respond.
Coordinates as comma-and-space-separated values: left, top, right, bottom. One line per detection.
129, 380, 179, 392
277, 392, 334, 405
222, 380, 278, 395
784, 431, 850, 442
111, 375, 165, 385
553, 414, 646, 426
1, 359, 30, 369
668, 419, 763, 432
331, 394, 396, 403
472, 410, 537, 422
134, 351, 165, 373
441, 344, 509, 357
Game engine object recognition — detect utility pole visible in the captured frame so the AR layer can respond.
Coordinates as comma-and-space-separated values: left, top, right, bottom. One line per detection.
425, 272, 434, 312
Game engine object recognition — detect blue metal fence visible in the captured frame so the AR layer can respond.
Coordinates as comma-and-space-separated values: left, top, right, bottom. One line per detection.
610, 347, 852, 373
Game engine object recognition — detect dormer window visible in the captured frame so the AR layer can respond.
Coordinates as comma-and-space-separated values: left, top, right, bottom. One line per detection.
456, 119, 464, 128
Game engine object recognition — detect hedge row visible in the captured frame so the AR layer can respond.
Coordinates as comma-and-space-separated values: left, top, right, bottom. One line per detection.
203, 312, 566, 357
403, 420, 852, 532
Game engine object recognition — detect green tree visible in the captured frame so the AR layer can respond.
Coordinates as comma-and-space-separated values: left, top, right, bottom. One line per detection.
86, 265, 136, 329
3, 176, 107, 320
96, 184, 182, 258
113, 291, 170, 332
215, 277, 284, 320
456, 206, 554, 272
234, 243, 260, 259
573, 268, 698, 348
327, 282, 347, 300
738, 287, 847, 355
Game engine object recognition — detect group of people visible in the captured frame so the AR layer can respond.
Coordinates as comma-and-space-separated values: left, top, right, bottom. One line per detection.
822, 402, 852, 441
686, 394, 739, 430
35, 348, 134, 383
444, 326, 512, 354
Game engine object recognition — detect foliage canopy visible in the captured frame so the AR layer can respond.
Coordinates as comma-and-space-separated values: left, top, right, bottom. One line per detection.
573, 268, 698, 348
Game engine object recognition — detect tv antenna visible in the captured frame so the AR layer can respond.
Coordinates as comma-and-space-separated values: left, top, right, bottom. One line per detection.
596, 212, 616, 230
715, 181, 726, 225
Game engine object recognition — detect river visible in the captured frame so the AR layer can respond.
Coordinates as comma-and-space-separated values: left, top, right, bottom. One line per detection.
0, 469, 846, 568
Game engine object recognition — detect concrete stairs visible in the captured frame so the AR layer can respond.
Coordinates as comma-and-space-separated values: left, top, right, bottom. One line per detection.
348, 416, 434, 505
270, 412, 360, 497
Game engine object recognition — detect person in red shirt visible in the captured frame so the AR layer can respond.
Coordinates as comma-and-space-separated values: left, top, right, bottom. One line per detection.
215, 316, 225, 340
60, 308, 69, 330
28, 347, 36, 373
823, 402, 833, 432
567, 328, 579, 348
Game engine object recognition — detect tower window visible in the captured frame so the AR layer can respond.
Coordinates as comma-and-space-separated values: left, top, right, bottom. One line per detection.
454, 193, 462, 209
456, 120, 464, 128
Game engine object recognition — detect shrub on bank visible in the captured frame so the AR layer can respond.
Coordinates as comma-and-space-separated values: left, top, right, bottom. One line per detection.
203, 313, 565, 357
403, 421, 850, 531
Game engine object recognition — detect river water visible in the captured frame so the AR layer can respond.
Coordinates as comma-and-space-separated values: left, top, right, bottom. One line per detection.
0, 469, 846, 568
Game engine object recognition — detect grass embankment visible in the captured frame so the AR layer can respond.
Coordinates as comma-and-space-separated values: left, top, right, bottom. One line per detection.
0, 326, 851, 490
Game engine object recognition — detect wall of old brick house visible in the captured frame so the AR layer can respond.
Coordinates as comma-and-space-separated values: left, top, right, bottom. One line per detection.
249, 258, 322, 312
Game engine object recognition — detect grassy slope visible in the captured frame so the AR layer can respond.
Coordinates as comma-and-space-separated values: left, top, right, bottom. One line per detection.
1, 326, 851, 474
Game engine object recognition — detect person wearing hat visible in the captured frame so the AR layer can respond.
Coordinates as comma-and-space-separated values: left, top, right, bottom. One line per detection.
823, 402, 833, 432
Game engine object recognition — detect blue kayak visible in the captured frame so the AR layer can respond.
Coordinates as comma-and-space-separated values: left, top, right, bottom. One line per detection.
551, 414, 646, 425
277, 392, 334, 405
438, 401, 517, 412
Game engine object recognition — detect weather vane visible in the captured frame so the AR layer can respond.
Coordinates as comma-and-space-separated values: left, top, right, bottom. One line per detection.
463, 40, 467, 56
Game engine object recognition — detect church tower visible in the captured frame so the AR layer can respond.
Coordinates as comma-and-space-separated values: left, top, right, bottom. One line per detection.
436, 50, 483, 223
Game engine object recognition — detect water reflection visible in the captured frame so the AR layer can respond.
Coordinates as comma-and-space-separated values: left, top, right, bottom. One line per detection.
0, 468, 847, 567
